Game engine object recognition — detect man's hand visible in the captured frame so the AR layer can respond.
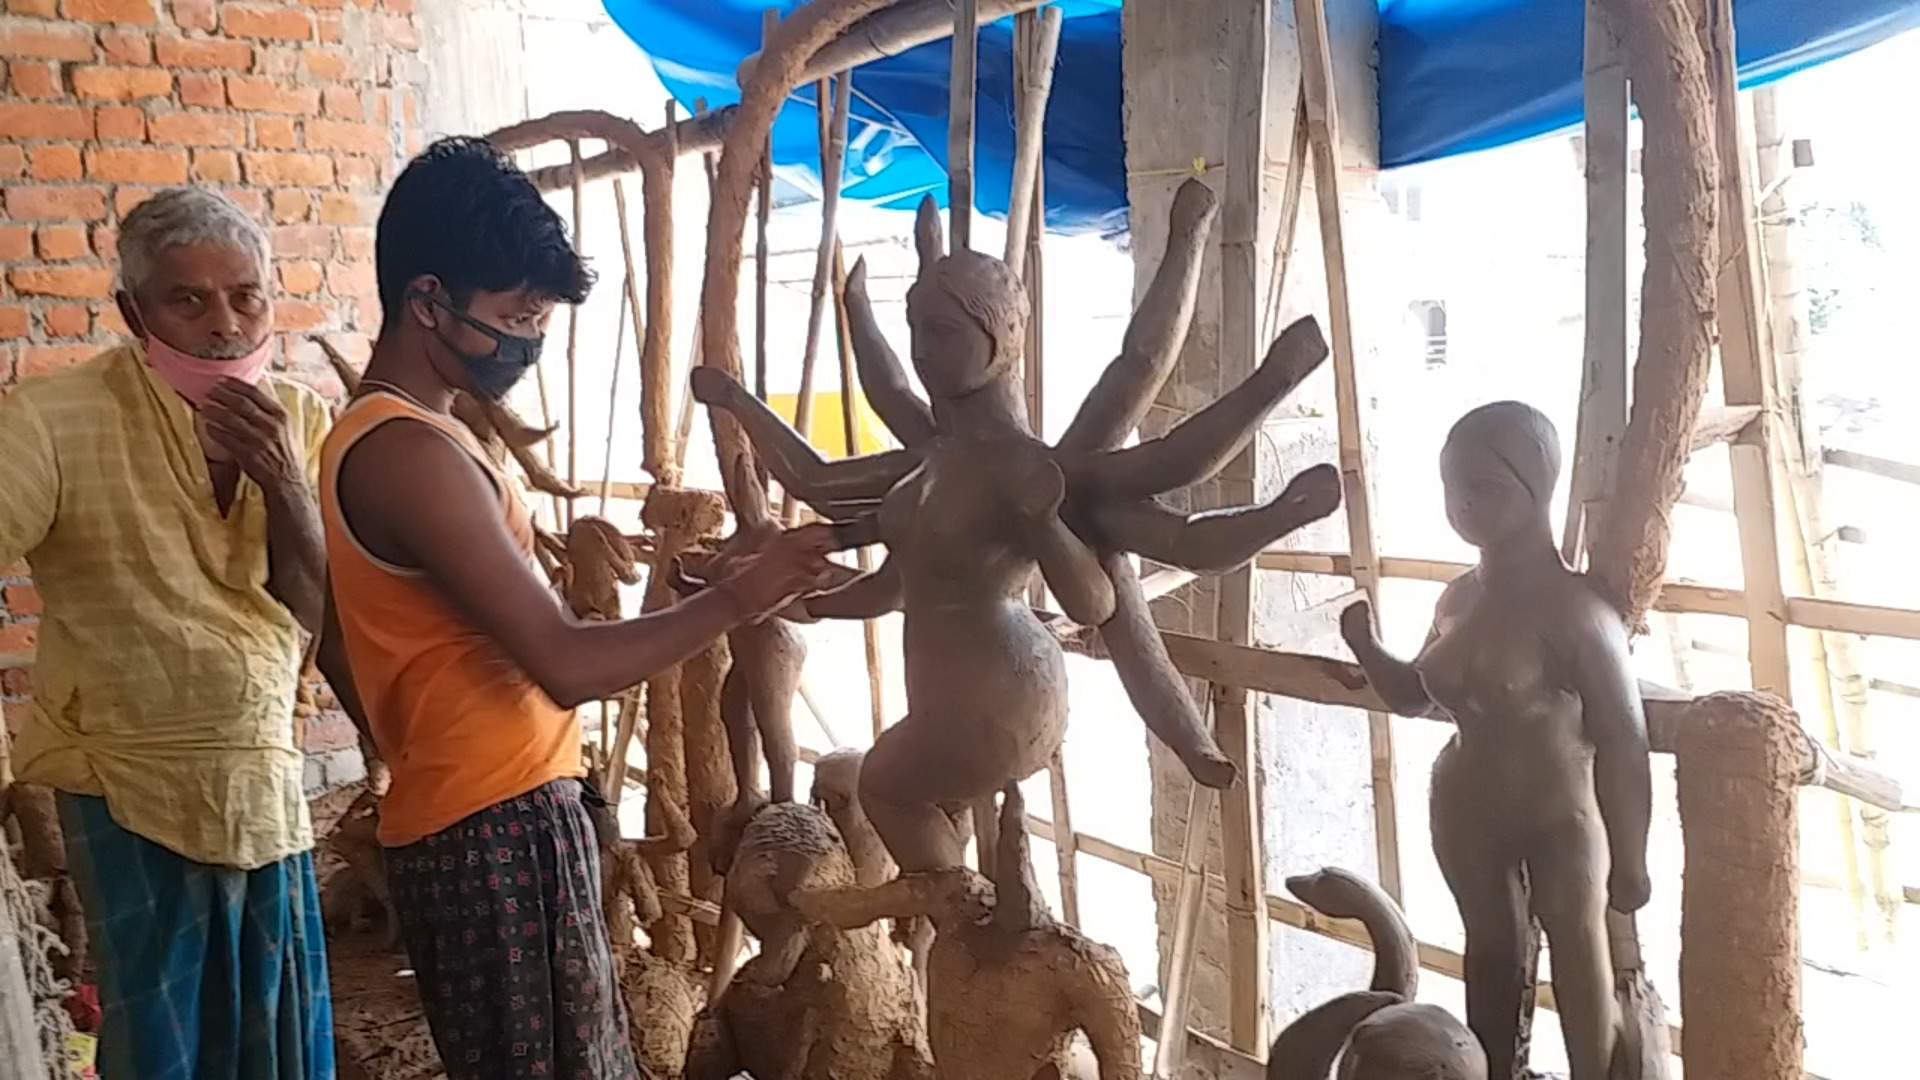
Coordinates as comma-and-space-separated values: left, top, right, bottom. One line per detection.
202, 378, 301, 492
718, 522, 842, 623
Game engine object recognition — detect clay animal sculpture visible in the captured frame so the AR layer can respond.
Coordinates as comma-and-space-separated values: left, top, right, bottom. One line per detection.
794, 782, 1142, 1080
809, 747, 974, 991
1268, 867, 1484, 1080
1338, 401, 1652, 1080
692, 178, 1341, 877
685, 799, 931, 1080
320, 788, 401, 951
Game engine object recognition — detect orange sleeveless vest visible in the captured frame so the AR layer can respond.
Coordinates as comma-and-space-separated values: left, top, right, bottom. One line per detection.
319, 391, 582, 847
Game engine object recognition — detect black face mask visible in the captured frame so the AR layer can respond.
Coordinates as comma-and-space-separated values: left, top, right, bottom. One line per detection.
411, 289, 544, 402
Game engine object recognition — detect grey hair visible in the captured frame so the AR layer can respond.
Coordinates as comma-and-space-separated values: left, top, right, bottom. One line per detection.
116, 187, 271, 296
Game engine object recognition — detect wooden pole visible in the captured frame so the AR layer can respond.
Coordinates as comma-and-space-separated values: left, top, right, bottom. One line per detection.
565, 139, 584, 527
828, 243, 890, 741
947, 0, 978, 250
1259, 81, 1309, 348
783, 76, 852, 524
598, 276, 632, 516
756, 8, 777, 410
739, 0, 1051, 89
1292, 0, 1402, 911
642, 101, 682, 489
1151, 783, 1218, 1078
1002, 5, 1062, 277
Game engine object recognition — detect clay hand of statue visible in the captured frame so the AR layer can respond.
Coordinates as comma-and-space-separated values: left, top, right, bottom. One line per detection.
1339, 599, 1376, 657
714, 522, 843, 623
1608, 860, 1652, 914
688, 365, 737, 408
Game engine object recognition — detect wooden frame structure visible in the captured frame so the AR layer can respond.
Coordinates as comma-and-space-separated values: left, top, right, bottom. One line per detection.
212, 0, 1908, 1077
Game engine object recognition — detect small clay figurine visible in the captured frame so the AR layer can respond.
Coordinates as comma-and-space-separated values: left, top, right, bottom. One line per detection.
692, 178, 1340, 877
1267, 867, 1484, 1080
793, 783, 1142, 1080
1338, 402, 1652, 1080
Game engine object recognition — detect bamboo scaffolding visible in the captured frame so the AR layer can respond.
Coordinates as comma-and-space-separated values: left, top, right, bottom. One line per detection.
565, 139, 585, 526
1292, 0, 1403, 914
737, 0, 1051, 88
783, 76, 852, 525
1002, 5, 1062, 277
948, 0, 979, 250
826, 242, 890, 742
757, 10, 777, 411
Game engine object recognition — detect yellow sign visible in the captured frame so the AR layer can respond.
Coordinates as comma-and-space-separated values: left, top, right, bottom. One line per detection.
763, 390, 893, 459
65, 1032, 96, 1077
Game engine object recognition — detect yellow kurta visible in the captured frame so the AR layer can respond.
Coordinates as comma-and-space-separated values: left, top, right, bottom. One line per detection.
0, 343, 330, 869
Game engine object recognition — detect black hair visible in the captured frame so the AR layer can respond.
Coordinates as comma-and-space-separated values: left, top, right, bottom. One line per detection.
374, 135, 595, 331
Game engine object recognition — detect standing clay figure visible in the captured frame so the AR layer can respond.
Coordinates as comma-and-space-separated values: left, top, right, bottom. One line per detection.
794, 782, 1141, 1080
1338, 402, 1652, 1080
685, 799, 931, 1080
1268, 867, 1484, 1080
692, 178, 1341, 875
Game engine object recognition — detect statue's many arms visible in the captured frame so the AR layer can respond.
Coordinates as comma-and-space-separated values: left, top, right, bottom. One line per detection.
1338, 401, 1653, 1080
689, 178, 1344, 874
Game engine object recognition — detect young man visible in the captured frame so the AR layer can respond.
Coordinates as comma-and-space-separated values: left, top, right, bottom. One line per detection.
316, 136, 840, 1077
0, 188, 334, 1076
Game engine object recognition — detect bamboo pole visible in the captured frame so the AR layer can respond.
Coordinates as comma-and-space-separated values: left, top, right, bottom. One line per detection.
783, 76, 852, 525
756, 9, 777, 410
1292, 0, 1402, 911
738, 0, 1051, 89
1259, 81, 1309, 348
565, 139, 585, 527
1002, 5, 1062, 277
643, 101, 682, 489
614, 179, 650, 475
948, 0, 978, 251
829, 242, 889, 741
598, 278, 631, 517
1151, 784, 1219, 1079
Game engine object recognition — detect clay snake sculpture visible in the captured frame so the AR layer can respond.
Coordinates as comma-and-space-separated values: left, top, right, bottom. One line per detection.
1267, 867, 1484, 1080
1338, 402, 1653, 1080
691, 178, 1343, 876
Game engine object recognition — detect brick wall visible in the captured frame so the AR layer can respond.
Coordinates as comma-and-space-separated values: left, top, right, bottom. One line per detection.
0, 0, 422, 773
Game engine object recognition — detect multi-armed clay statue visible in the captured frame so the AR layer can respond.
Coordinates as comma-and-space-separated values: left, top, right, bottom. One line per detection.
1338, 402, 1653, 1080
691, 177, 1342, 874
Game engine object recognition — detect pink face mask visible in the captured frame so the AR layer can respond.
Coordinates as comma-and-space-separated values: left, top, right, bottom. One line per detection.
142, 332, 274, 408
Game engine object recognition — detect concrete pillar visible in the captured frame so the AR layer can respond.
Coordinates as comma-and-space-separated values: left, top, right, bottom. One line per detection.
1122, 0, 1386, 1056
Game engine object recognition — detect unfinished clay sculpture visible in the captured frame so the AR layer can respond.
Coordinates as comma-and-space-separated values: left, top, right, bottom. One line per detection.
1338, 402, 1652, 1080
692, 178, 1340, 875
794, 783, 1141, 1080
320, 789, 401, 951
685, 799, 931, 1080
1268, 867, 1484, 1080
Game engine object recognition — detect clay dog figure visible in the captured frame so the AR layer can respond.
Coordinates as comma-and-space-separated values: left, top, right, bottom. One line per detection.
1268, 867, 1484, 1080
795, 783, 1141, 1080
1339, 401, 1652, 1080
691, 178, 1341, 879
685, 798, 930, 1080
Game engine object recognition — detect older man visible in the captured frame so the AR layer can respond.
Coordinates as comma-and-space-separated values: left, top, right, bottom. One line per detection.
0, 188, 334, 1077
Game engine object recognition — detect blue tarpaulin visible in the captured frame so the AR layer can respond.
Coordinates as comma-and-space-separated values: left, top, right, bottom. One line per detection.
601, 0, 1920, 234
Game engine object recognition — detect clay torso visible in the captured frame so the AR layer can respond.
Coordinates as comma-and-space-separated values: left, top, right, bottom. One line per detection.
881, 436, 1070, 779
1414, 567, 1598, 827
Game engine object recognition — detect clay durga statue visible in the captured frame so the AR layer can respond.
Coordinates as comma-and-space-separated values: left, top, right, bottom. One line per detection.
690, 178, 1343, 875
1337, 401, 1652, 1080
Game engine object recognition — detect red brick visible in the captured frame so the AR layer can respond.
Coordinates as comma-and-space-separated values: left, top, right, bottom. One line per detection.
335, 155, 376, 190
7, 60, 60, 98
4, 185, 106, 221
272, 224, 331, 259
149, 110, 245, 147
315, 10, 341, 42
227, 75, 316, 115
305, 118, 384, 156
17, 343, 99, 376
252, 114, 296, 149
0, 102, 92, 140
322, 85, 360, 119
304, 710, 359, 753
154, 35, 252, 71
274, 300, 328, 332
303, 50, 348, 80
0, 306, 27, 338
1, 584, 41, 618
0, 145, 22, 179
42, 303, 90, 336
315, 191, 373, 226
89, 223, 115, 257
269, 188, 309, 223
0, 228, 30, 262
349, 293, 378, 332
379, 13, 415, 48
170, 0, 213, 30
0, 669, 31, 700
36, 225, 89, 261
325, 259, 373, 297
384, 0, 411, 14
86, 145, 188, 184
0, 21, 95, 60
111, 185, 155, 216
27, 144, 81, 181
278, 260, 322, 295
189, 148, 239, 183
7, 0, 60, 17
177, 71, 223, 108
71, 65, 172, 102
9, 265, 113, 298
94, 103, 144, 140
242, 150, 330, 187
221, 187, 263, 217
0, 622, 37, 656
96, 301, 128, 335
222, 5, 312, 41
61, 0, 157, 23
99, 28, 151, 64
338, 226, 372, 261
302, 0, 346, 9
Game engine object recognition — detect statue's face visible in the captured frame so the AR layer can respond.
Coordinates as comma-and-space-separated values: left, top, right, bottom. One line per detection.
908, 281, 1000, 399
1439, 440, 1535, 548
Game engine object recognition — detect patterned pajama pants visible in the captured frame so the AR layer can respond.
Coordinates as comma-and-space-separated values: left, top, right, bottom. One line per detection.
384, 779, 640, 1080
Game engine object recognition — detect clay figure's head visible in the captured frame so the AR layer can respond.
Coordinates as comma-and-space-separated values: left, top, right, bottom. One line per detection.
905, 199, 1029, 400
1438, 400, 1561, 549
1284, 866, 1391, 923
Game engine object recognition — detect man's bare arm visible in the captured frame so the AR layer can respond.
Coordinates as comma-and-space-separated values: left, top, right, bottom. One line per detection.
338, 422, 827, 709
261, 480, 326, 635
315, 585, 377, 755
